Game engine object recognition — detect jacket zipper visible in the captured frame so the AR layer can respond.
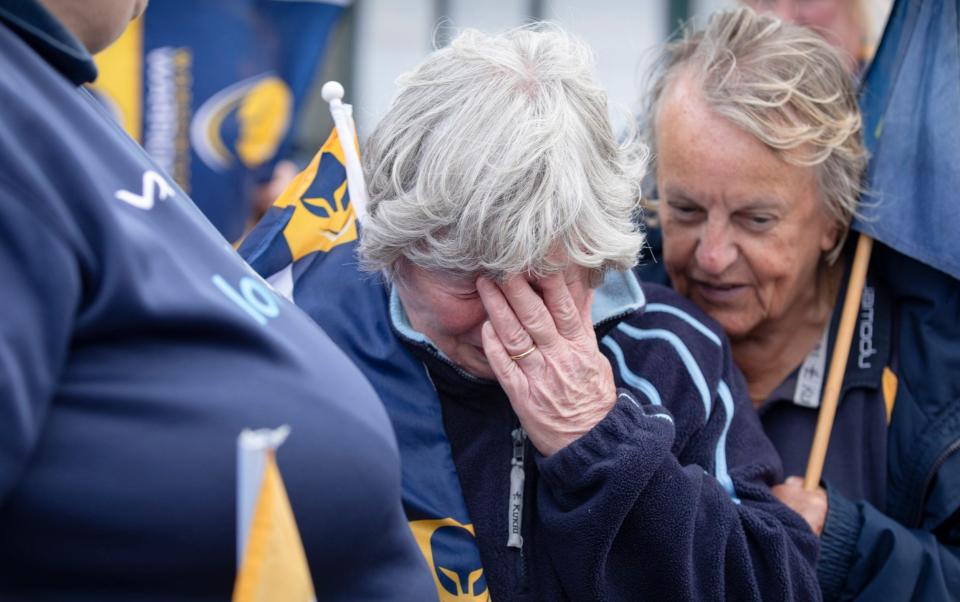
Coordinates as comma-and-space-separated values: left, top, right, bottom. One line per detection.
508, 426, 526, 548
912, 436, 960, 527
508, 425, 530, 594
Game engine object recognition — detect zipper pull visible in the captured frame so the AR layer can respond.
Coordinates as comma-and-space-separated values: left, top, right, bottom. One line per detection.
507, 427, 526, 549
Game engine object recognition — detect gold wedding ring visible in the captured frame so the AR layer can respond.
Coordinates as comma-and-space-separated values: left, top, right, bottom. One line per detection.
509, 345, 537, 361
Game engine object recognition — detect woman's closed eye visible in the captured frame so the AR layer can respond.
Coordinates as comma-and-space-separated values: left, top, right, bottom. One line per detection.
737, 212, 777, 231
450, 289, 479, 300
667, 201, 705, 223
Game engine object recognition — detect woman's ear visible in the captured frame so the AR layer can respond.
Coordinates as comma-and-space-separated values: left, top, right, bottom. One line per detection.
820, 219, 843, 254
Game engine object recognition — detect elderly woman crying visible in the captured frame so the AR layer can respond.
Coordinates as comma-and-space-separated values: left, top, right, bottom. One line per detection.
354, 25, 820, 600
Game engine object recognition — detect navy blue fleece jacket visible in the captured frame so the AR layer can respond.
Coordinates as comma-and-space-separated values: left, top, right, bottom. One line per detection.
398, 276, 821, 601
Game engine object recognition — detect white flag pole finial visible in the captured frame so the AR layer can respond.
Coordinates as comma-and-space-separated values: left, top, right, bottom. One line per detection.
236, 425, 292, 567
321, 81, 345, 106
322, 80, 368, 222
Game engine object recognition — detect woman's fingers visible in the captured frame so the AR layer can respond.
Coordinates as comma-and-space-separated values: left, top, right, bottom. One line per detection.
538, 272, 589, 341
477, 274, 615, 457
772, 476, 828, 536
478, 273, 595, 357
497, 276, 562, 348
581, 289, 598, 346
477, 276, 553, 353
481, 320, 528, 392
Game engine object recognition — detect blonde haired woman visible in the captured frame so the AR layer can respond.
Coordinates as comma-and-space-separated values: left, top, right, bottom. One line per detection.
642, 8, 960, 600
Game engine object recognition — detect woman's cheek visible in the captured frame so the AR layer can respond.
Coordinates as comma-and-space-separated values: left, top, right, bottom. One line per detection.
436, 299, 487, 337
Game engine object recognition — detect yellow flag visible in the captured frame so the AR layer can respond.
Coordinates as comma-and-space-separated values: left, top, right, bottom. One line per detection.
90, 16, 144, 141
233, 451, 316, 602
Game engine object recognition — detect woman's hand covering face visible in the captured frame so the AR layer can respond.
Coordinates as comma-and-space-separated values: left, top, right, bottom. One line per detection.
477, 273, 617, 456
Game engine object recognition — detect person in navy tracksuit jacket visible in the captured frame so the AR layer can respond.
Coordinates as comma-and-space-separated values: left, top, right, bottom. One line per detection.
0, 1, 435, 600
356, 25, 821, 600
388, 271, 821, 601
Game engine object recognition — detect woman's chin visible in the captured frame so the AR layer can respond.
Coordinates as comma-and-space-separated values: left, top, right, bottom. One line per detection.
448, 347, 497, 380
716, 316, 760, 341
694, 305, 758, 341
462, 359, 497, 381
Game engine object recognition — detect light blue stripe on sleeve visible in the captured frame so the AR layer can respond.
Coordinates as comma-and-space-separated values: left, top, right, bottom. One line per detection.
616, 323, 712, 418
601, 336, 664, 406
645, 303, 722, 347
715, 381, 740, 503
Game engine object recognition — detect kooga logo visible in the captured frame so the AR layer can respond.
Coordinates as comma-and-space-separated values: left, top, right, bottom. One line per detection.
858, 286, 877, 369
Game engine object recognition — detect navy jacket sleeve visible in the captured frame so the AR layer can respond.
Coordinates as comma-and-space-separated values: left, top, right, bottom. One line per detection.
534, 292, 821, 601
0, 176, 81, 500
818, 472, 960, 600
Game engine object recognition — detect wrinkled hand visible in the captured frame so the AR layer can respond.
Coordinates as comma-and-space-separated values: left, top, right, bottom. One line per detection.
773, 476, 828, 536
477, 273, 617, 456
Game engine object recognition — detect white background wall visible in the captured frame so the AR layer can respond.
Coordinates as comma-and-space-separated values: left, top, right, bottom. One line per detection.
351, 0, 736, 137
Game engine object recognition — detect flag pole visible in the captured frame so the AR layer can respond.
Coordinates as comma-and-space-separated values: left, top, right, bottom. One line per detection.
803, 233, 874, 491
321, 81, 368, 222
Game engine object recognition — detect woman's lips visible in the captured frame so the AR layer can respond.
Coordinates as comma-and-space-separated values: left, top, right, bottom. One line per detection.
690, 279, 747, 304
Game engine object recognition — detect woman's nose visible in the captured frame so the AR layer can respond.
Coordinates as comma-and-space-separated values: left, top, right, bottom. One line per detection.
695, 222, 738, 275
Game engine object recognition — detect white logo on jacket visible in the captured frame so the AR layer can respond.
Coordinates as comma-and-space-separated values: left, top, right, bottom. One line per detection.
115, 170, 174, 210
858, 286, 877, 369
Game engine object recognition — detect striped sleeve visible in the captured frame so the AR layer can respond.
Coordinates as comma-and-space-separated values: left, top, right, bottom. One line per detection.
534, 282, 822, 600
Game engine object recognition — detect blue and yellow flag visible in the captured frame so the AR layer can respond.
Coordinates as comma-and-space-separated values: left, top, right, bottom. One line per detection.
241, 125, 357, 281
239, 112, 490, 601
91, 0, 347, 242
856, 0, 960, 280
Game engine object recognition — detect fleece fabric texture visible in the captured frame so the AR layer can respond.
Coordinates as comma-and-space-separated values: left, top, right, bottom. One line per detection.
401, 281, 821, 601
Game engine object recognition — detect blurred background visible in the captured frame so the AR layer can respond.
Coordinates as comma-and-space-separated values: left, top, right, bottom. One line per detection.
89, 0, 893, 242
316, 0, 892, 151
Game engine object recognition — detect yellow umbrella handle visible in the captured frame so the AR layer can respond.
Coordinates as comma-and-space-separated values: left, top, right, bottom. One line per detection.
804, 234, 875, 491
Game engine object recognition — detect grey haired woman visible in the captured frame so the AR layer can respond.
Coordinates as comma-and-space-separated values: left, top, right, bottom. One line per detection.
356, 24, 820, 601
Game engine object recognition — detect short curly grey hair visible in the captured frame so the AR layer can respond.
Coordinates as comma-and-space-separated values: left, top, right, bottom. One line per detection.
643, 8, 866, 263
359, 25, 647, 283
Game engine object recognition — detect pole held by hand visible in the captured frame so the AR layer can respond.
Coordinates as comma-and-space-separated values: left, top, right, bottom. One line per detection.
804, 233, 874, 491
